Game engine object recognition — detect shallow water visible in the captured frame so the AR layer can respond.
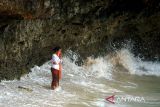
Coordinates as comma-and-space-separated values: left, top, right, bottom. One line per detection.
0, 49, 160, 107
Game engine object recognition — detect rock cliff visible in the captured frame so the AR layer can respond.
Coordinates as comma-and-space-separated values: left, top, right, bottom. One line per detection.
0, 0, 160, 80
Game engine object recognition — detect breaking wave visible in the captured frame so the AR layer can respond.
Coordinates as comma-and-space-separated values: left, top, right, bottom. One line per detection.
0, 49, 160, 107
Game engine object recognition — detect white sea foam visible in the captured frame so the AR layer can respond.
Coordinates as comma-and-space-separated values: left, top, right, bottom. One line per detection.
0, 49, 160, 107
109, 49, 160, 76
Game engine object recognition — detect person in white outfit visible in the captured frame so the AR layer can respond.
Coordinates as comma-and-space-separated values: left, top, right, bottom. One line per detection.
51, 46, 62, 90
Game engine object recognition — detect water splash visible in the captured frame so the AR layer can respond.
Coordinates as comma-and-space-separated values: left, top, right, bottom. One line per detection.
0, 49, 160, 107
106, 49, 160, 76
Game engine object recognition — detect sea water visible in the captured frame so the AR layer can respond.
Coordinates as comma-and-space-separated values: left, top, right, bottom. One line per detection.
0, 49, 160, 107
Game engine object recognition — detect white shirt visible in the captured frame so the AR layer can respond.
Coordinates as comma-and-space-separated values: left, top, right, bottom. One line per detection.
51, 54, 61, 70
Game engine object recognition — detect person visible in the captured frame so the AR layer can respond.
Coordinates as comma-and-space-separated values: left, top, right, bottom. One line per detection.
51, 46, 62, 90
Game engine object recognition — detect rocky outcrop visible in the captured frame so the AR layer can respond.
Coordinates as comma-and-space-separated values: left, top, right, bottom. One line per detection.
0, 0, 160, 80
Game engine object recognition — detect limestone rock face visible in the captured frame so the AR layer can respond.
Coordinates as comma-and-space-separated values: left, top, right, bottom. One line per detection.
0, 0, 160, 80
